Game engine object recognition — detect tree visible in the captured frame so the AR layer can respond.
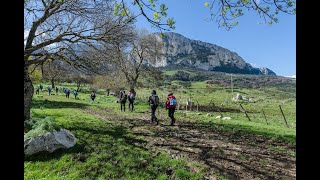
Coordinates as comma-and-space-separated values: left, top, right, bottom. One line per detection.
109, 30, 163, 91
115, 0, 295, 31
42, 60, 68, 88
24, 0, 133, 120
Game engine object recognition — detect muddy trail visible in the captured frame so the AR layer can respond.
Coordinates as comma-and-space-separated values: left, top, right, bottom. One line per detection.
85, 107, 296, 180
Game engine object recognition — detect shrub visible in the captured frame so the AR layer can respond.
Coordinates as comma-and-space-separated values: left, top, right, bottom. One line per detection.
24, 116, 61, 140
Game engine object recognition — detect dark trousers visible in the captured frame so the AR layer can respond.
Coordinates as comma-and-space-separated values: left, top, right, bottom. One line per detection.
151, 105, 158, 123
128, 100, 134, 111
121, 102, 126, 111
36, 90, 39, 94
168, 108, 176, 125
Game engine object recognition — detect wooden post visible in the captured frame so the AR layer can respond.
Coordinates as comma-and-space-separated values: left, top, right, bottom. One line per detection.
240, 104, 251, 121
279, 105, 289, 128
262, 109, 268, 125
196, 100, 199, 112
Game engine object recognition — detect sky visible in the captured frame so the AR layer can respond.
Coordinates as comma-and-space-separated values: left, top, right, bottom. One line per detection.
129, 0, 296, 76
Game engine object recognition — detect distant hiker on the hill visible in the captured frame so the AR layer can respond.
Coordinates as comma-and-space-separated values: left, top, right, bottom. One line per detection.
40, 84, 43, 92
55, 87, 59, 95
90, 91, 96, 102
119, 90, 127, 112
47, 87, 52, 96
148, 90, 159, 124
35, 86, 39, 95
73, 90, 78, 99
66, 89, 70, 98
128, 89, 136, 112
166, 92, 177, 126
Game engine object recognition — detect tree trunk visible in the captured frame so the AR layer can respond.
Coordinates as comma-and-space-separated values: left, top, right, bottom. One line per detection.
51, 78, 55, 88
24, 65, 34, 121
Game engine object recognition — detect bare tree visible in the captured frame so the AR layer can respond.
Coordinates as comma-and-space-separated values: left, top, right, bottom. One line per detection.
24, 0, 134, 121
108, 30, 163, 91
41, 60, 68, 88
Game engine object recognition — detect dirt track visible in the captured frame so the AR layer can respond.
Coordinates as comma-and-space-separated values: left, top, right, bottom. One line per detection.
86, 107, 296, 180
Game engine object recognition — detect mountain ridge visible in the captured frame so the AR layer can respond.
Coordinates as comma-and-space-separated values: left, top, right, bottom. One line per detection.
151, 32, 276, 76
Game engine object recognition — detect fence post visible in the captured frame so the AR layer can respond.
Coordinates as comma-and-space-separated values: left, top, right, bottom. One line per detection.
279, 105, 289, 128
196, 100, 199, 112
240, 104, 251, 121
262, 109, 268, 125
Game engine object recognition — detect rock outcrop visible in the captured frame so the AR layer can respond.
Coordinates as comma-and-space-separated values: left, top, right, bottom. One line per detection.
150, 32, 276, 75
24, 129, 76, 156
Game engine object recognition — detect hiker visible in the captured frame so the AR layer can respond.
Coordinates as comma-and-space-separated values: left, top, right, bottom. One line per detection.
90, 91, 96, 102
148, 90, 159, 124
119, 90, 127, 111
73, 90, 78, 99
48, 86, 52, 96
35, 86, 40, 95
128, 89, 136, 112
66, 89, 70, 98
40, 84, 43, 92
55, 87, 59, 95
166, 92, 177, 126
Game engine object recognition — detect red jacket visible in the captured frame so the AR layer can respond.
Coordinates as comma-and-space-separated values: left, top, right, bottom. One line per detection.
166, 95, 176, 109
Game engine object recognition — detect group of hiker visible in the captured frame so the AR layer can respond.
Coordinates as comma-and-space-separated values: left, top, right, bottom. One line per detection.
35, 84, 79, 99
118, 89, 136, 112
118, 89, 177, 126
35, 83, 178, 126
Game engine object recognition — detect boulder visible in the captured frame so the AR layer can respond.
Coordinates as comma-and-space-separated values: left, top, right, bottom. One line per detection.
206, 113, 212, 117
232, 93, 243, 101
215, 115, 222, 119
222, 117, 232, 120
24, 129, 76, 156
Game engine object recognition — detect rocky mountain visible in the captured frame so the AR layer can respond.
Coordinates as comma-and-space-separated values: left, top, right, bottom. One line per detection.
151, 32, 276, 76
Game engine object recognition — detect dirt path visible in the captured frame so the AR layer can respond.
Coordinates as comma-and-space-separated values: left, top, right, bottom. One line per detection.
86, 107, 296, 180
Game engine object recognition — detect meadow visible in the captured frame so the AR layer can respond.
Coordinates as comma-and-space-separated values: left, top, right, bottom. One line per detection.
25, 72, 296, 179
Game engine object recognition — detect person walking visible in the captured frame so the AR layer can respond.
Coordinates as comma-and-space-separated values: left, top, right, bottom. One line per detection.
66, 89, 70, 98
55, 87, 59, 95
148, 90, 159, 124
48, 86, 52, 96
90, 91, 96, 102
119, 90, 127, 112
128, 89, 136, 112
165, 92, 177, 126
40, 84, 43, 92
73, 90, 78, 99
35, 86, 40, 95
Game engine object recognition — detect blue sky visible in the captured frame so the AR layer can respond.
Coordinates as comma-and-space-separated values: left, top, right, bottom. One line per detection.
130, 0, 296, 76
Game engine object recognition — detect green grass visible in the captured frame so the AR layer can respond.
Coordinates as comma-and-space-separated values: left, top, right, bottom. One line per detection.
26, 79, 296, 179
25, 92, 208, 179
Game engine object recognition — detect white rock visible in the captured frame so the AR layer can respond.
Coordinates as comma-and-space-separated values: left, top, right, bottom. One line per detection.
222, 117, 232, 120
24, 129, 76, 156
215, 115, 222, 119
206, 113, 212, 117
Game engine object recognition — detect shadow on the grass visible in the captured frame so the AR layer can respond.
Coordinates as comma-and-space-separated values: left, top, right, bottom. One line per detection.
32, 99, 89, 109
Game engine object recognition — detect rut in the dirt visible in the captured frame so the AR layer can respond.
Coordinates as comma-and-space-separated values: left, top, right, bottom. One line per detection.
86, 107, 296, 180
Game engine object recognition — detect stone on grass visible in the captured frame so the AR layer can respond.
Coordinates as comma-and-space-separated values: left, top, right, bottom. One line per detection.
206, 113, 212, 117
24, 129, 76, 156
215, 115, 222, 119
222, 117, 232, 120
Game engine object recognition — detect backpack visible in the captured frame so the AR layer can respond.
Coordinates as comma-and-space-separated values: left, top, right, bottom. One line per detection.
122, 94, 127, 102
151, 95, 159, 106
129, 92, 135, 100
169, 96, 177, 106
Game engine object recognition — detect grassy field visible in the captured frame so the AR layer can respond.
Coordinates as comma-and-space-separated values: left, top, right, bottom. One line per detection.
26, 76, 296, 179
26, 92, 210, 179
